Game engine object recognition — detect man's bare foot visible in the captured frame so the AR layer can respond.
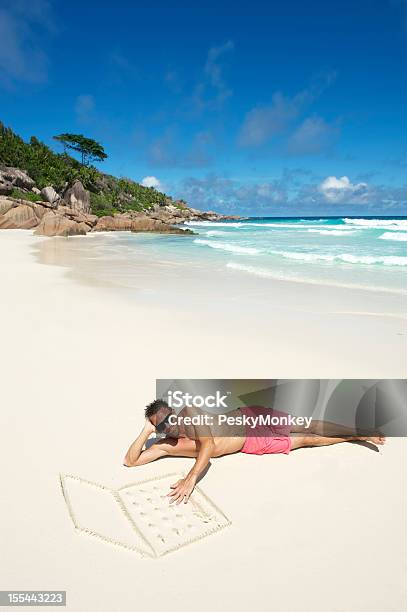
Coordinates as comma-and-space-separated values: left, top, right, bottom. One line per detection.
361, 435, 386, 446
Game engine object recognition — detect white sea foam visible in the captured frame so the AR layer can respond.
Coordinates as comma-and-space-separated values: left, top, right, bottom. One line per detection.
188, 221, 347, 230
242, 222, 309, 228
379, 232, 407, 242
190, 220, 360, 231
307, 229, 358, 236
205, 230, 228, 236
243, 222, 327, 229
194, 239, 260, 255
226, 263, 407, 295
343, 218, 407, 230
272, 250, 407, 266
340, 254, 407, 265
241, 222, 358, 231
226, 262, 278, 278
272, 251, 336, 262
185, 221, 243, 228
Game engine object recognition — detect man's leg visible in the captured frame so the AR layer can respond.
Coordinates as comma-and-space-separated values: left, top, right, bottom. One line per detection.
290, 433, 386, 450
290, 419, 381, 438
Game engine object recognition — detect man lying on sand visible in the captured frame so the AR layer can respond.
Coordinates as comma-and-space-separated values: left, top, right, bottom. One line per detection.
124, 399, 385, 504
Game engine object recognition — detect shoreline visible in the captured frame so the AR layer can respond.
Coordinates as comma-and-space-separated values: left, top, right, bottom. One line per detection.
0, 229, 402, 376
33, 229, 407, 318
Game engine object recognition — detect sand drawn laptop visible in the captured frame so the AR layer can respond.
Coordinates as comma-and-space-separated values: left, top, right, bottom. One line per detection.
60, 472, 231, 558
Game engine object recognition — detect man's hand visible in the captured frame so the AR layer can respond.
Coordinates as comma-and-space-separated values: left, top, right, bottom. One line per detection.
143, 418, 156, 436
167, 474, 197, 504
123, 419, 156, 467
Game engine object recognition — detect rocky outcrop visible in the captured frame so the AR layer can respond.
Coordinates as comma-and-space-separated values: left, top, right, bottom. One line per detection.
0, 166, 35, 191
34, 211, 88, 237
40, 186, 60, 207
147, 205, 186, 225
145, 202, 242, 225
0, 181, 12, 196
0, 197, 95, 236
56, 205, 98, 227
0, 164, 240, 239
32, 204, 98, 236
31, 202, 49, 219
92, 214, 194, 234
63, 180, 91, 214
0, 196, 193, 237
0, 203, 40, 229
92, 215, 134, 232
0, 196, 14, 215
131, 215, 193, 234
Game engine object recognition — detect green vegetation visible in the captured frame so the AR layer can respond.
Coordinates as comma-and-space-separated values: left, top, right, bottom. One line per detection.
0, 122, 170, 215
53, 133, 107, 165
10, 188, 42, 202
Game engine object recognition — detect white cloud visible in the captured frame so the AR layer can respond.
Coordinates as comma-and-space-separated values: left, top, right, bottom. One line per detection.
149, 128, 213, 168
141, 176, 162, 190
318, 176, 368, 202
75, 94, 95, 122
175, 172, 407, 215
0, 0, 55, 88
238, 72, 336, 148
238, 92, 299, 147
286, 116, 338, 155
204, 40, 234, 91
177, 174, 287, 215
189, 40, 234, 115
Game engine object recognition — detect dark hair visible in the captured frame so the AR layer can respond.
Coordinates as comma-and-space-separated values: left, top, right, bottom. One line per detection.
145, 399, 170, 419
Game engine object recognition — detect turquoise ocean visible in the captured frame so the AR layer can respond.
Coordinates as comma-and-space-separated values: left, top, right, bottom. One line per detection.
76, 216, 407, 296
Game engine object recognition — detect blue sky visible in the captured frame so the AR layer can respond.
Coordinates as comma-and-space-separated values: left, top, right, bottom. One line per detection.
1, 0, 407, 215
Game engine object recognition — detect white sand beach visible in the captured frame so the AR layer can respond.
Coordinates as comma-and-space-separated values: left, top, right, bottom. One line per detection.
1, 230, 407, 612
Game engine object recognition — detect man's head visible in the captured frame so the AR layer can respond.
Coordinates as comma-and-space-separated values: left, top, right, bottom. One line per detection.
145, 399, 174, 434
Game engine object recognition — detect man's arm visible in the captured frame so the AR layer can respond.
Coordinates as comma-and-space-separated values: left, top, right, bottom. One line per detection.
168, 408, 215, 504
123, 419, 168, 467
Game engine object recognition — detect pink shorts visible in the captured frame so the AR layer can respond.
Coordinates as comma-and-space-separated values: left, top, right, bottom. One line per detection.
240, 405, 292, 455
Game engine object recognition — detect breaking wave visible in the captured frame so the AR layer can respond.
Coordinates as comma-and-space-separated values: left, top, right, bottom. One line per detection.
194, 239, 260, 255
271, 250, 407, 266
307, 229, 358, 236
379, 232, 407, 242
343, 218, 407, 230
